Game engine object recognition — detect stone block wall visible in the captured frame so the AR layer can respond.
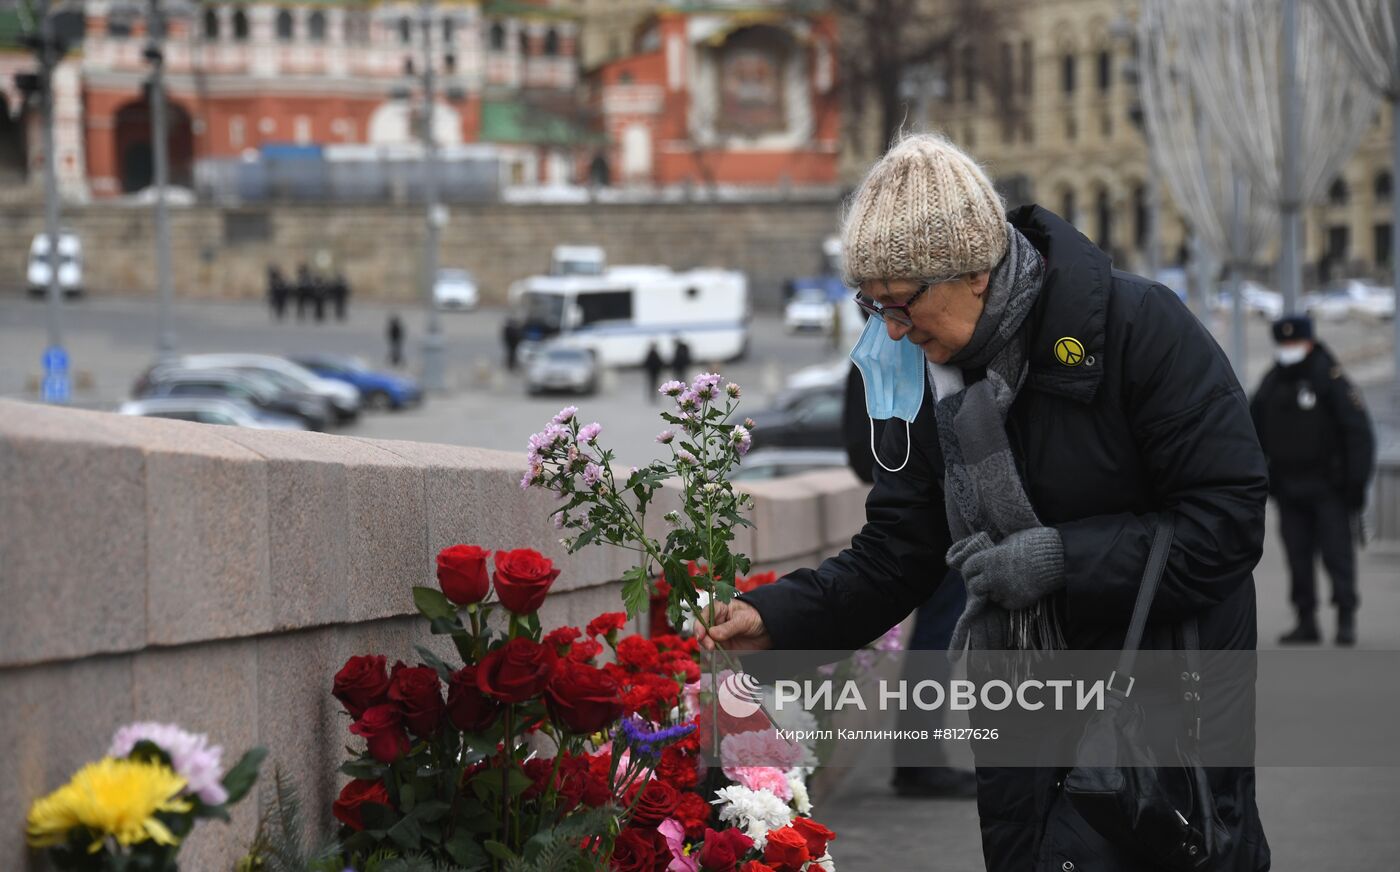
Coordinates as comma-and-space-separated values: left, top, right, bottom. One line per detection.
0, 198, 843, 310
0, 399, 869, 871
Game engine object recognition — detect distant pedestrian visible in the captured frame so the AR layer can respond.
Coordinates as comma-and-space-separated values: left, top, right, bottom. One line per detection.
331, 273, 349, 321
643, 343, 665, 402
1251, 315, 1376, 646
502, 320, 522, 371
295, 263, 313, 321
670, 336, 692, 383
387, 314, 405, 368
312, 274, 327, 323
267, 264, 288, 321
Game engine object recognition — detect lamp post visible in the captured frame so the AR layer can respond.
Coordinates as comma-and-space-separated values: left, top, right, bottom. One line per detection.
39, 3, 65, 394
418, 0, 446, 393
145, 0, 177, 358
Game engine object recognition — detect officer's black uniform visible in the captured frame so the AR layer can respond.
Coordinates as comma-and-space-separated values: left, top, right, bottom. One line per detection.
1250, 318, 1375, 644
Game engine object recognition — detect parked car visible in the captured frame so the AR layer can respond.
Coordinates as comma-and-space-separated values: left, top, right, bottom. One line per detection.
730, 448, 850, 482
290, 354, 423, 411
433, 269, 480, 309
177, 353, 361, 423
136, 367, 332, 430
1214, 281, 1284, 320
119, 397, 307, 430
1304, 279, 1395, 321
784, 287, 836, 333
27, 231, 83, 297
526, 344, 600, 396
747, 384, 845, 450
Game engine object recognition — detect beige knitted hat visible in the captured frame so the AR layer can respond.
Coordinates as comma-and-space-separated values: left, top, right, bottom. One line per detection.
840, 133, 1008, 288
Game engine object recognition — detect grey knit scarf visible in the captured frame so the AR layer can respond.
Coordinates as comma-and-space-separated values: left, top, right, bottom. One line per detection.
930, 225, 1063, 651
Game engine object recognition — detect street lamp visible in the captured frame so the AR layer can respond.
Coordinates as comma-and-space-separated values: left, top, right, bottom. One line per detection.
418, 0, 446, 393
144, 0, 182, 359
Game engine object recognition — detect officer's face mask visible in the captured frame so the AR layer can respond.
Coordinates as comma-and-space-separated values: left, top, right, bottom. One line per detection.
1276, 343, 1309, 366
849, 316, 926, 472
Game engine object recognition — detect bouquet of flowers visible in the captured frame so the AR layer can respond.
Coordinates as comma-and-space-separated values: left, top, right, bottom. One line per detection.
25, 722, 265, 871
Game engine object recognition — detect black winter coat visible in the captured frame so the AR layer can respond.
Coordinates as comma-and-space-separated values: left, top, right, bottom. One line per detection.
1249, 344, 1375, 506
741, 206, 1271, 871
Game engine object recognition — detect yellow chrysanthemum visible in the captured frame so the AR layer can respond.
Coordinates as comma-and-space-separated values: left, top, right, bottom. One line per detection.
27, 757, 194, 852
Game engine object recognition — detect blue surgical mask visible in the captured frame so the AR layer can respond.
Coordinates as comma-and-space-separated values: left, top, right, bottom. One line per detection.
849, 317, 926, 472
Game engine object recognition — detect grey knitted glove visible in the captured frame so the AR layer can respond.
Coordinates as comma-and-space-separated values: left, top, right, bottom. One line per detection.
961, 526, 1065, 611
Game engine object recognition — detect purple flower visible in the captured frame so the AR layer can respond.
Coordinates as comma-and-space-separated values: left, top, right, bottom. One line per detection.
725, 382, 742, 398
656, 429, 675, 444
552, 511, 566, 529
743, 417, 756, 429
520, 464, 542, 489
676, 449, 697, 466
659, 380, 686, 397
582, 463, 603, 488
553, 406, 578, 424
578, 422, 602, 443
676, 390, 699, 411
732, 426, 752, 457
692, 373, 722, 393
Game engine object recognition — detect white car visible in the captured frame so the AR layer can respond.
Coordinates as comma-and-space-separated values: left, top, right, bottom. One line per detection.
27, 231, 83, 297
119, 397, 307, 430
526, 344, 599, 395
433, 269, 480, 309
784, 287, 836, 333
177, 353, 362, 423
1305, 279, 1395, 321
1216, 281, 1284, 320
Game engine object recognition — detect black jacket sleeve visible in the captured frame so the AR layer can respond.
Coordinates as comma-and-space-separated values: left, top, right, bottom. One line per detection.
1321, 362, 1376, 505
1056, 285, 1269, 627
740, 402, 950, 651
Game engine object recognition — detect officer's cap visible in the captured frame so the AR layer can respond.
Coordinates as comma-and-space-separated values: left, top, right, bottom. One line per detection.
1271, 315, 1314, 343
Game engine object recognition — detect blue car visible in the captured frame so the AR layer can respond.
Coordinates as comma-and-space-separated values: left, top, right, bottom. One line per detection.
291, 355, 422, 411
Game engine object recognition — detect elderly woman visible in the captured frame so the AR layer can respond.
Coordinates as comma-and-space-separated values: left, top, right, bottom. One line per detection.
697, 135, 1271, 871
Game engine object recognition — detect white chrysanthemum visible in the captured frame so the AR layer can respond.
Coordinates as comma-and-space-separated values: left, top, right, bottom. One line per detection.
680, 590, 712, 635
711, 784, 793, 850
786, 770, 812, 815
109, 722, 228, 806
816, 852, 836, 871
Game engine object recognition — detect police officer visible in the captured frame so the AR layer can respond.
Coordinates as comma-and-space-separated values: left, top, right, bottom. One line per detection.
1250, 315, 1375, 646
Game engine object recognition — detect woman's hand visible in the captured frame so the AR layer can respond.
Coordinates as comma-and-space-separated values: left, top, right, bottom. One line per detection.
694, 600, 773, 651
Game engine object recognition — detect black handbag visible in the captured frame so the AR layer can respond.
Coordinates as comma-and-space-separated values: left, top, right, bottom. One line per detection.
1061, 517, 1233, 871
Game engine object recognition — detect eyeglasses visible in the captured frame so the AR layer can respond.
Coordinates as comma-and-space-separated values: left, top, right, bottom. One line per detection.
853, 282, 931, 327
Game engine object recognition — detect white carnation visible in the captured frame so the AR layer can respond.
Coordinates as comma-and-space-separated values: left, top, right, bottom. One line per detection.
786, 770, 812, 815
711, 784, 793, 850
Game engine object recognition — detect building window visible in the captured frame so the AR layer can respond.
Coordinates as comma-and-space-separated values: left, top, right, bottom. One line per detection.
962, 45, 977, 103
619, 70, 634, 84
1097, 49, 1112, 92
1062, 189, 1076, 225
1375, 171, 1392, 200
1022, 118, 1034, 143
308, 11, 326, 42
519, 30, 530, 56
1328, 176, 1349, 205
1133, 183, 1149, 249
1065, 114, 1077, 141
1375, 223, 1392, 267
107, 11, 134, 38
544, 28, 559, 57
490, 22, 506, 51
399, 17, 413, 44
443, 17, 455, 44
229, 116, 245, 149
1021, 39, 1034, 97
294, 116, 312, 144
203, 8, 219, 40
276, 9, 294, 42
1101, 110, 1112, 139
964, 123, 976, 148
1096, 187, 1113, 252
232, 7, 249, 41
1062, 53, 1076, 94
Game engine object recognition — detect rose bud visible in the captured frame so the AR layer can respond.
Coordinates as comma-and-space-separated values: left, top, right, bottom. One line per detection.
437, 544, 491, 605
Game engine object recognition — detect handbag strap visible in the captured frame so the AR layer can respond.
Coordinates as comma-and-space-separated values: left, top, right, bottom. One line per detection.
1110, 516, 1176, 694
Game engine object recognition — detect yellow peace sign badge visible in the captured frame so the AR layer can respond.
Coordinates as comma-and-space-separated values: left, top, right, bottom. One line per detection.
1054, 337, 1086, 367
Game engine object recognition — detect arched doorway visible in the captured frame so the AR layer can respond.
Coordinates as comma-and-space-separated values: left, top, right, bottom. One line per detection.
0, 92, 25, 182
114, 97, 195, 193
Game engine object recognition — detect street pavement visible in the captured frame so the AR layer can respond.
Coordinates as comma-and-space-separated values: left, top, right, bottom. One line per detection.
3, 293, 1399, 868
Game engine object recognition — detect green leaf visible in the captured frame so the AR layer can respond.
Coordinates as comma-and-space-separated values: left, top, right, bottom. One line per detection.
410, 799, 451, 823
220, 746, 268, 806
573, 525, 599, 550
386, 812, 422, 852
413, 645, 456, 682
446, 828, 488, 867
412, 586, 459, 622
399, 780, 415, 812
484, 838, 519, 861
620, 566, 651, 619
359, 801, 398, 832
505, 767, 533, 798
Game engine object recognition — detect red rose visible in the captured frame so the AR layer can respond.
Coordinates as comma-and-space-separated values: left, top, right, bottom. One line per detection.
789, 817, 835, 859
569, 638, 604, 663
626, 778, 680, 829
544, 626, 582, 649
492, 548, 561, 614
332, 654, 390, 719
388, 662, 446, 738
587, 612, 628, 638
349, 704, 410, 763
332, 778, 392, 831
657, 746, 699, 789
698, 826, 755, 872
617, 636, 662, 672
447, 665, 501, 732
546, 660, 625, 734
674, 790, 713, 839
738, 864, 777, 872
761, 826, 809, 872
477, 637, 556, 703
437, 544, 491, 605
611, 827, 662, 872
